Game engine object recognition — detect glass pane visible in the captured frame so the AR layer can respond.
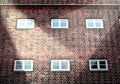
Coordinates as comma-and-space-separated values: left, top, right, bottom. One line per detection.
18, 23, 25, 28
86, 19, 94, 28
91, 61, 97, 65
61, 61, 68, 69
87, 22, 94, 27
16, 61, 22, 69
25, 65, 31, 69
61, 20, 67, 27
95, 22, 101, 27
52, 20, 59, 27
99, 61, 106, 64
25, 61, 31, 65
27, 19, 34, 23
16, 61, 22, 65
24, 61, 32, 69
27, 23, 33, 27
16, 65, 22, 69
52, 61, 59, 69
91, 65, 98, 69
100, 65, 106, 69
27, 19, 34, 27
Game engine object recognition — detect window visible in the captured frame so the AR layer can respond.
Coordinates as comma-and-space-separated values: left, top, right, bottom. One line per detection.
86, 19, 103, 28
51, 19, 68, 28
17, 19, 35, 29
14, 60, 33, 71
89, 59, 108, 71
51, 60, 70, 71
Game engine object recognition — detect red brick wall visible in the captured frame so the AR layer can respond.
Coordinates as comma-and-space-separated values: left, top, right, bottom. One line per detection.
0, 6, 120, 84
0, 0, 120, 4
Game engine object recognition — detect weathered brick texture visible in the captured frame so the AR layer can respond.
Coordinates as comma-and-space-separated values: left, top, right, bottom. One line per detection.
0, 4, 120, 84
0, 0, 120, 4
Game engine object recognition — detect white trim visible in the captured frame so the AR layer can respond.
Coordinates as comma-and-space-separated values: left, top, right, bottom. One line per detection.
14, 60, 33, 71
89, 59, 108, 71
51, 60, 70, 71
86, 19, 103, 28
17, 19, 35, 29
51, 19, 68, 29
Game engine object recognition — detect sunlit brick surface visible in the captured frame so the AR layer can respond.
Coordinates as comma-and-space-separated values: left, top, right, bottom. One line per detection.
0, 5, 120, 84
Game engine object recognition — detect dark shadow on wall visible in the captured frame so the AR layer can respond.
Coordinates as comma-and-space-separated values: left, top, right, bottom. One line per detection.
74, 19, 120, 84
15, 6, 86, 50
0, 7, 30, 84
14, 6, 87, 84
11, 5, 120, 84
13, 6, 120, 84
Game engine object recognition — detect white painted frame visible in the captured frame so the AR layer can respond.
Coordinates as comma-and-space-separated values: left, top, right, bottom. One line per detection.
51, 60, 70, 71
86, 19, 103, 28
17, 19, 35, 29
51, 19, 68, 29
14, 60, 33, 71
89, 59, 108, 71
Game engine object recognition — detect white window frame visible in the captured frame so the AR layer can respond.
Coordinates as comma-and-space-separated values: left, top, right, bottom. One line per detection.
17, 19, 35, 29
89, 59, 108, 71
86, 19, 103, 28
51, 60, 70, 71
51, 19, 68, 29
14, 60, 33, 71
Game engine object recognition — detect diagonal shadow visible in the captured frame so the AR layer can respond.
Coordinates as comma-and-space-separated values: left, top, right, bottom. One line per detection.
0, 7, 30, 84
74, 19, 120, 84
2, 0, 120, 84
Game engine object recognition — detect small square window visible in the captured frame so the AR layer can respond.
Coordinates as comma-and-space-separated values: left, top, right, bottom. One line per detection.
17, 19, 35, 29
14, 60, 33, 71
51, 19, 68, 29
86, 19, 103, 28
51, 60, 70, 71
89, 59, 108, 71
52, 60, 60, 69
61, 61, 69, 69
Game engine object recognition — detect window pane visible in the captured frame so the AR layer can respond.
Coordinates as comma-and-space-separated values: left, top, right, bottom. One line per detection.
61, 20, 67, 27
52, 20, 59, 27
16, 61, 22, 69
18, 23, 25, 28
25, 61, 31, 65
27, 19, 34, 23
86, 19, 94, 28
52, 61, 59, 69
100, 65, 106, 69
91, 65, 98, 69
27, 22, 34, 28
91, 61, 97, 65
95, 22, 101, 27
25, 65, 31, 69
16, 66, 22, 69
99, 61, 106, 64
17, 19, 34, 29
88, 22, 94, 27
61, 61, 68, 69
24, 61, 32, 69
27, 19, 34, 28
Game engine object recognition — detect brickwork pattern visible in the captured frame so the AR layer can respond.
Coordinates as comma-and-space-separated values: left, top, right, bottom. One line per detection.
0, 0, 120, 4
0, 6, 120, 84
